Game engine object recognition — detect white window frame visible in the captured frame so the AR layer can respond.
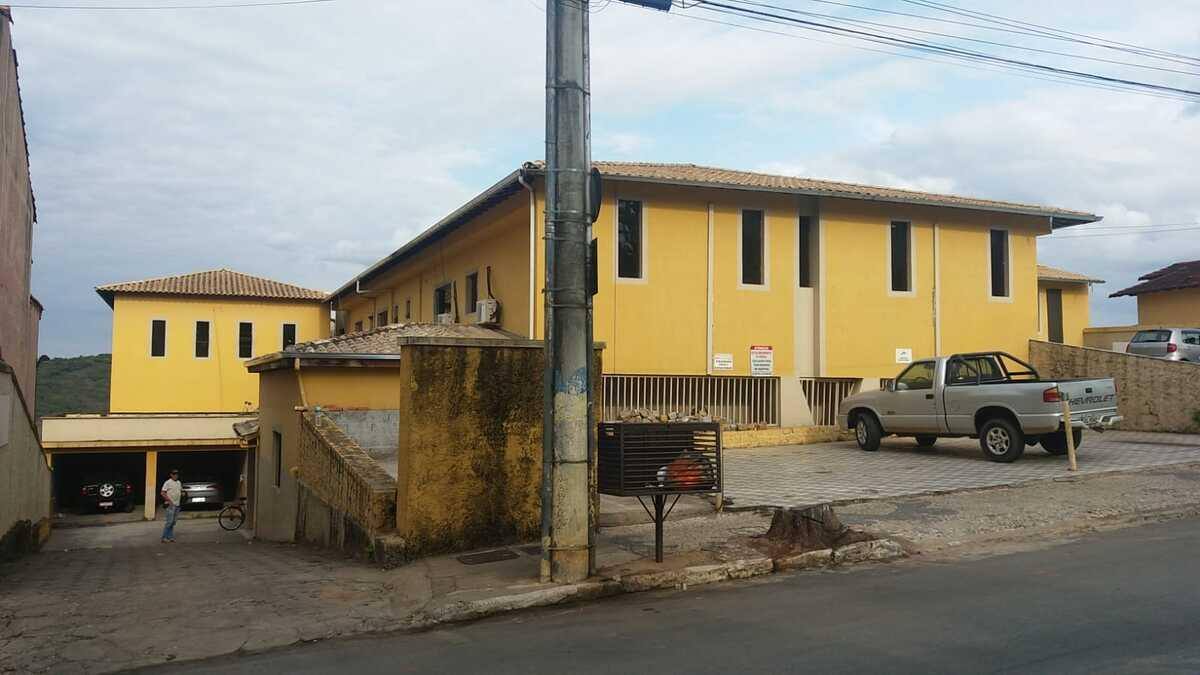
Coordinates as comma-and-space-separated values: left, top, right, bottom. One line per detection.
237, 321, 254, 360
738, 207, 769, 291
987, 227, 1013, 302
281, 322, 298, 350
149, 318, 168, 358
193, 320, 211, 360
887, 219, 917, 298
614, 195, 648, 284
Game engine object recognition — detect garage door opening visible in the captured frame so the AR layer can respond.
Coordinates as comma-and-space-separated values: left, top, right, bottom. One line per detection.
156, 450, 246, 511
53, 452, 146, 513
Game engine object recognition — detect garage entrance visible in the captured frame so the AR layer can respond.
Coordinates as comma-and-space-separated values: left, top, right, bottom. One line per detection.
52, 452, 146, 513
155, 450, 246, 511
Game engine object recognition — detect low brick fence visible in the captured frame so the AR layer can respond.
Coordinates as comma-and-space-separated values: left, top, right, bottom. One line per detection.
723, 425, 854, 449
296, 412, 397, 548
1029, 340, 1200, 433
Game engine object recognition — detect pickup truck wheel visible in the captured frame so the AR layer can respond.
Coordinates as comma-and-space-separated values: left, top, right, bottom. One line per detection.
915, 435, 937, 448
855, 414, 882, 452
1040, 429, 1083, 455
979, 418, 1025, 463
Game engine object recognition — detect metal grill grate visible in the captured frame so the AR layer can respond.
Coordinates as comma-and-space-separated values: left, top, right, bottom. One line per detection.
601, 374, 780, 427
598, 422, 722, 497
798, 377, 862, 426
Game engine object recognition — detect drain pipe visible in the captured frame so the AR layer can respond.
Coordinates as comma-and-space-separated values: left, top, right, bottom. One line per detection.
518, 165, 537, 339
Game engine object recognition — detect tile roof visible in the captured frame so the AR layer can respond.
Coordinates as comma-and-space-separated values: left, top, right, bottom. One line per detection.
1037, 264, 1104, 285
1109, 260, 1200, 298
96, 268, 326, 307
286, 322, 521, 355
571, 161, 1099, 223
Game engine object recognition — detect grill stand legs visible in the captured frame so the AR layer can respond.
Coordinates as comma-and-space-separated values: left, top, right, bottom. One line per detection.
638, 494, 682, 563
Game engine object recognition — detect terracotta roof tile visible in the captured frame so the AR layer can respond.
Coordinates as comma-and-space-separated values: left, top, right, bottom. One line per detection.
1110, 260, 1200, 297
287, 322, 520, 355
96, 268, 325, 307
1037, 264, 1104, 285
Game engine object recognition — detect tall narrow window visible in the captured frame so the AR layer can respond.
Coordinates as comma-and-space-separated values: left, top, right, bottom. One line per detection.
238, 322, 253, 359
405, 298, 411, 320
282, 323, 297, 349
890, 221, 911, 293
150, 320, 167, 357
377, 310, 388, 327
741, 209, 765, 285
354, 320, 363, 333
194, 321, 210, 358
392, 305, 400, 324
798, 215, 813, 288
434, 284, 452, 316
617, 199, 643, 279
272, 430, 283, 487
466, 272, 479, 312
990, 229, 1010, 298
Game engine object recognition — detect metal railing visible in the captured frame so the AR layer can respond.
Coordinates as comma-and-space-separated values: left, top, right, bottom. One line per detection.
798, 377, 862, 426
601, 374, 781, 427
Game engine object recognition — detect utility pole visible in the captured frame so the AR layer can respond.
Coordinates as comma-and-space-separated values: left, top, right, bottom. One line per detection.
542, 0, 593, 584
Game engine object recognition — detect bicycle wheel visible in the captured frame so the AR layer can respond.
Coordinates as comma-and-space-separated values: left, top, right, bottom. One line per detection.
218, 505, 245, 531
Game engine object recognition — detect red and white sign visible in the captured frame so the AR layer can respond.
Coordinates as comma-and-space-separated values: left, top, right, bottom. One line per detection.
750, 345, 774, 376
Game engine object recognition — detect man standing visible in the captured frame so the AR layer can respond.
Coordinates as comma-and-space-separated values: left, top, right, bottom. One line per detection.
160, 469, 182, 543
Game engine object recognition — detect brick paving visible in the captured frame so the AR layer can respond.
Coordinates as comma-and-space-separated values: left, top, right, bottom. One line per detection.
723, 430, 1200, 509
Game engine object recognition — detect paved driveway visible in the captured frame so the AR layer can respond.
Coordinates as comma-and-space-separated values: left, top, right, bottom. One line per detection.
723, 430, 1200, 509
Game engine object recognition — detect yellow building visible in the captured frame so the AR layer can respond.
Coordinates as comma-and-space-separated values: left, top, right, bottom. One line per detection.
1035, 264, 1102, 347
41, 269, 328, 521
98, 268, 329, 412
1110, 260, 1200, 326
327, 162, 1099, 425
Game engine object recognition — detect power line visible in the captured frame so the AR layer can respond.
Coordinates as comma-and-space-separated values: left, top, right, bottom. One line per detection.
6, 0, 332, 9
686, 1, 1200, 100
1048, 225, 1200, 239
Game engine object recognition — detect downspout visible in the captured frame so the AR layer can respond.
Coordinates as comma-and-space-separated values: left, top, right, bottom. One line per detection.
518, 167, 537, 338
706, 202, 715, 374
933, 221, 941, 355
293, 358, 309, 408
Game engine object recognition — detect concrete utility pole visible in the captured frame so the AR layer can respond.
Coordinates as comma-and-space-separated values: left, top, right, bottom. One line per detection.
542, 0, 593, 584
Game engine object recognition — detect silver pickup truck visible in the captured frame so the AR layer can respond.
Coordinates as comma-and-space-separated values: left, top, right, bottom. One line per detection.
837, 352, 1122, 462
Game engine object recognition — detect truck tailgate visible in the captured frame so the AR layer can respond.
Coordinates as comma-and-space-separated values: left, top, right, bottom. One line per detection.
1056, 378, 1118, 421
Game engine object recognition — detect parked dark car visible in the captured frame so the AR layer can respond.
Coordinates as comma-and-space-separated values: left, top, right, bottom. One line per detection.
79, 473, 135, 513
181, 476, 224, 510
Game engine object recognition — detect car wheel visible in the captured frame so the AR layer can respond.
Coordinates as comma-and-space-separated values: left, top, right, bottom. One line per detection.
1040, 429, 1083, 456
855, 413, 882, 452
915, 435, 937, 448
979, 417, 1025, 463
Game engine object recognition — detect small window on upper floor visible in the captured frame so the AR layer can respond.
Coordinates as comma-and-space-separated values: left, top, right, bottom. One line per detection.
405, 298, 412, 321
890, 221, 912, 293
392, 304, 400, 324
617, 199, 643, 280
150, 319, 167, 358
377, 310, 388, 328
354, 320, 363, 333
990, 229, 1010, 298
466, 272, 479, 313
434, 284, 452, 317
741, 209, 765, 286
194, 321, 210, 358
282, 323, 297, 350
238, 322, 253, 359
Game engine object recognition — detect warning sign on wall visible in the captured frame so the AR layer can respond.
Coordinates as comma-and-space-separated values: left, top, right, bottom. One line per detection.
713, 353, 734, 370
750, 345, 774, 376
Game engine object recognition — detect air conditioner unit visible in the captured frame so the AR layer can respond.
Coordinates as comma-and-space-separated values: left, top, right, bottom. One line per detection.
435, 313, 454, 325
476, 299, 501, 326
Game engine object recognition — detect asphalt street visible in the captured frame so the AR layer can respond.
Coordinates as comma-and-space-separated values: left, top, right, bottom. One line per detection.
148, 517, 1200, 674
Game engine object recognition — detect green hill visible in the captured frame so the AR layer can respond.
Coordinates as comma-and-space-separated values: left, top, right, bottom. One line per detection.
35, 354, 111, 419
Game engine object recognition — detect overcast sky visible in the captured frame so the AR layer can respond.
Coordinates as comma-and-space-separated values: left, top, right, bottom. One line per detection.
13, 0, 1200, 356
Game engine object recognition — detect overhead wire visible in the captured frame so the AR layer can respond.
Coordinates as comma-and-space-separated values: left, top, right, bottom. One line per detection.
5, 0, 332, 8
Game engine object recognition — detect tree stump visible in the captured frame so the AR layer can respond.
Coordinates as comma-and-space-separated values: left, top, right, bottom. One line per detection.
765, 504, 870, 551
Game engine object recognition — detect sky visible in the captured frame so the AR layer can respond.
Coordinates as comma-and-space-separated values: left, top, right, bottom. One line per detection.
11, 0, 1200, 356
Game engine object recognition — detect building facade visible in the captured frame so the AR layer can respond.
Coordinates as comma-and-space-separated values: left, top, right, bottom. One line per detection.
1110, 260, 1200, 327
1035, 264, 1101, 347
327, 162, 1099, 424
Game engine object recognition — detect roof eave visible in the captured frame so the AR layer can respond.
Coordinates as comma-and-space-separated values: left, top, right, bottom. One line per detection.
246, 351, 404, 373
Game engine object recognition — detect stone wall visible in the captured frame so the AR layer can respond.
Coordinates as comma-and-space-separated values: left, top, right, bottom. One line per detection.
0, 363, 51, 561
295, 412, 397, 553
395, 342, 601, 558
1028, 340, 1200, 433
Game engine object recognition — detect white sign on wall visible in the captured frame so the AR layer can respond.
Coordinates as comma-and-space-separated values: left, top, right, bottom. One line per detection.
895, 348, 913, 364
750, 345, 774, 376
712, 353, 734, 370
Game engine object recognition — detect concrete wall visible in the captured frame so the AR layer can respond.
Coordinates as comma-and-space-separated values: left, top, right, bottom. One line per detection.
0, 364, 51, 560
395, 342, 601, 557
0, 18, 39, 407
1137, 288, 1200, 327
324, 409, 399, 476
1029, 340, 1200, 433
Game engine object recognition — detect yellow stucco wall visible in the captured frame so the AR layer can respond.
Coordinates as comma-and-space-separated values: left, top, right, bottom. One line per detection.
109, 295, 328, 413
1136, 288, 1200, 326
336, 193, 531, 337
1036, 281, 1091, 346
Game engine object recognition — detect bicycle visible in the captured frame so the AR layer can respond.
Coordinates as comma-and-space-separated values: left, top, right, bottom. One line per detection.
218, 497, 247, 531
